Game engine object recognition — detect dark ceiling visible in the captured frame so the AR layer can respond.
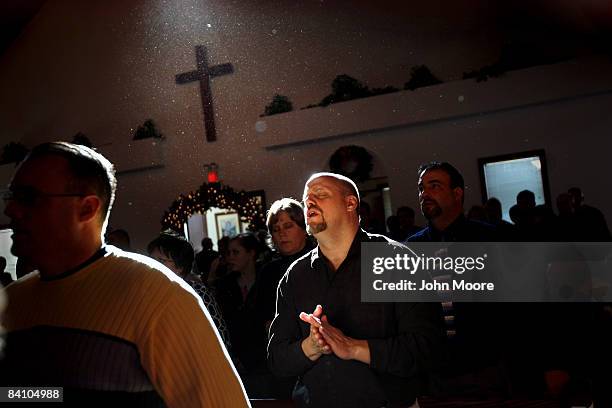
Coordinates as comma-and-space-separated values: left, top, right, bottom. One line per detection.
0, 0, 47, 56
0, 1, 609, 62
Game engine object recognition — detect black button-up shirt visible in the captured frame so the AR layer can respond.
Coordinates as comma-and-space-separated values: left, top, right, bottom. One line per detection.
268, 229, 445, 408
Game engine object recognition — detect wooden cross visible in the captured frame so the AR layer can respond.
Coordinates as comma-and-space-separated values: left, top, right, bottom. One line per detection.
175, 46, 234, 142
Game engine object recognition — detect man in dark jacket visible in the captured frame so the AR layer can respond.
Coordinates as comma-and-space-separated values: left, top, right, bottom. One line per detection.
268, 172, 445, 408
407, 162, 505, 396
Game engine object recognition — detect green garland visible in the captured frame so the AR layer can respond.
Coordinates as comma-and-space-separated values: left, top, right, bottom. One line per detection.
161, 182, 266, 232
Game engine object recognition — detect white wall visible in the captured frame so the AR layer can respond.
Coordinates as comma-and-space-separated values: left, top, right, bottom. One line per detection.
255, 56, 612, 228
186, 213, 205, 252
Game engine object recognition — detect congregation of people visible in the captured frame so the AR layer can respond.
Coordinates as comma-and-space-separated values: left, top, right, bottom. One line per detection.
104, 166, 611, 405
0, 141, 610, 407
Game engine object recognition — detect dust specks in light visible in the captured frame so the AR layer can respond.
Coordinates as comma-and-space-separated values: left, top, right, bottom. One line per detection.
255, 121, 267, 133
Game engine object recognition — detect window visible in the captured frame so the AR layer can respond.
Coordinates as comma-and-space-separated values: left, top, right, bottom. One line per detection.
478, 150, 550, 222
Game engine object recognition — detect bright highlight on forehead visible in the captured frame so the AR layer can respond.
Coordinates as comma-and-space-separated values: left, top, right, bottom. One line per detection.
303, 176, 338, 201
303, 173, 360, 201
306, 175, 335, 188
419, 168, 450, 182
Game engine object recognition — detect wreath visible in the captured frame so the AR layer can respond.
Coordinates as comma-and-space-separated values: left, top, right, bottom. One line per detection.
329, 145, 373, 182
161, 182, 265, 232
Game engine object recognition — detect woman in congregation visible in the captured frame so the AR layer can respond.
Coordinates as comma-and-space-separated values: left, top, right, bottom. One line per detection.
212, 233, 269, 392
259, 198, 314, 329
257, 198, 315, 398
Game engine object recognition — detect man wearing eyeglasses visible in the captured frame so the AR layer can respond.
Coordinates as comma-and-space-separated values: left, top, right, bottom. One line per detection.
0, 142, 250, 407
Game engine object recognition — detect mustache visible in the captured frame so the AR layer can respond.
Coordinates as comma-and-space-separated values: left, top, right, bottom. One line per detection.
420, 200, 440, 207
307, 204, 323, 213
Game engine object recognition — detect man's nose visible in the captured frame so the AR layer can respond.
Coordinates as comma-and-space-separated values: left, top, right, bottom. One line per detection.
304, 194, 316, 207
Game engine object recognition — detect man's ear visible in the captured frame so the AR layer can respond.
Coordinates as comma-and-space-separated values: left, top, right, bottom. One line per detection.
346, 195, 359, 212
453, 187, 464, 204
78, 195, 102, 223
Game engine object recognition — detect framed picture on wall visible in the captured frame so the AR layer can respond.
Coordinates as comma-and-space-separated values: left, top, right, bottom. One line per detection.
216, 211, 241, 238
478, 149, 551, 222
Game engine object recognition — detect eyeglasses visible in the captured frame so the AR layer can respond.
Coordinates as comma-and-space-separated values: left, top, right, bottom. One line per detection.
2, 187, 87, 207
